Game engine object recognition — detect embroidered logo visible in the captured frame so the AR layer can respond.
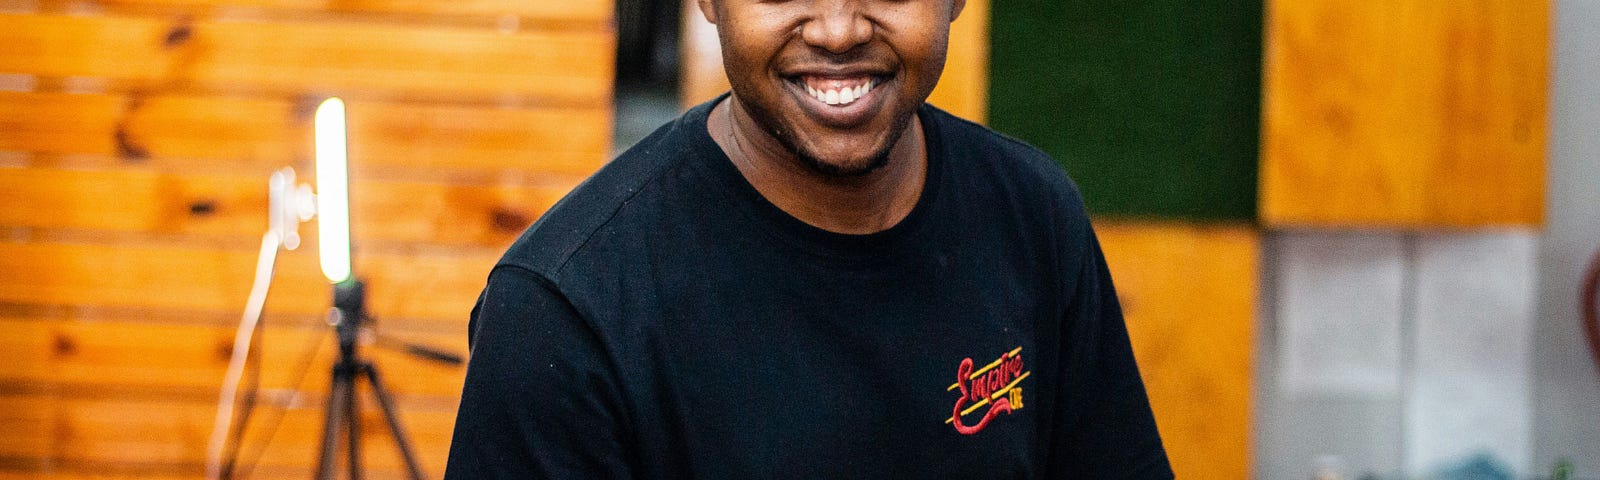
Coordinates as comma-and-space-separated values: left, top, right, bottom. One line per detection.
946, 347, 1031, 435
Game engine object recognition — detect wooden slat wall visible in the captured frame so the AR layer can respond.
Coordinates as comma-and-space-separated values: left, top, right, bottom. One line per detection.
678, 0, 990, 123
1097, 221, 1258, 480
0, 1, 613, 478
1259, 0, 1549, 227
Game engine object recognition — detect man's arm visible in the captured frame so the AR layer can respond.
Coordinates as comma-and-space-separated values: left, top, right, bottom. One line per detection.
444, 266, 634, 479
1052, 222, 1173, 479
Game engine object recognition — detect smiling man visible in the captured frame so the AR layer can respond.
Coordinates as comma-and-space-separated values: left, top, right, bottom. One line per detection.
444, 0, 1171, 478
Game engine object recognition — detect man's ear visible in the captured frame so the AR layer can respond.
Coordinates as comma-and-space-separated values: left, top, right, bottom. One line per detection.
697, 0, 718, 24
950, 0, 967, 22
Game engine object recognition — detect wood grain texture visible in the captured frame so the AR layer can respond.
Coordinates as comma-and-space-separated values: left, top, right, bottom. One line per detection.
0, 3, 615, 477
0, 92, 609, 177
0, 316, 466, 398
0, 393, 456, 476
0, 167, 574, 247
1260, 0, 1549, 227
677, 0, 989, 123
54, 0, 612, 23
1094, 221, 1257, 480
0, 13, 615, 104
0, 240, 493, 322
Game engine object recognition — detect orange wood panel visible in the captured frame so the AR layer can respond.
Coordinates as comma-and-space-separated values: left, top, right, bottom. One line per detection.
1094, 220, 1257, 480
0, 393, 456, 476
928, 0, 989, 123
58, 0, 612, 23
0, 316, 467, 399
0, 240, 493, 322
0, 13, 615, 104
1260, 0, 1548, 227
678, 0, 989, 123
0, 167, 575, 247
0, 92, 609, 177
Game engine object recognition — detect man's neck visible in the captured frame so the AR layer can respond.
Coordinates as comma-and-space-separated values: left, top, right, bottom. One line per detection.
707, 96, 927, 235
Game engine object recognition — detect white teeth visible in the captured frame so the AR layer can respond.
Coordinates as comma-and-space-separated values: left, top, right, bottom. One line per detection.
806, 79, 875, 106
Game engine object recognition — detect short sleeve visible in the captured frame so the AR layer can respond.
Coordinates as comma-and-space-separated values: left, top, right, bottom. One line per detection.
1050, 221, 1174, 479
444, 266, 634, 479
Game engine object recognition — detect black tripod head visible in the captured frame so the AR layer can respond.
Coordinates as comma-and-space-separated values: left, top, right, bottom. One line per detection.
332, 279, 367, 363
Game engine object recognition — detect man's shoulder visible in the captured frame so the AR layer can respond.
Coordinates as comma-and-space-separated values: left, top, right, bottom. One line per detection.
494, 109, 706, 280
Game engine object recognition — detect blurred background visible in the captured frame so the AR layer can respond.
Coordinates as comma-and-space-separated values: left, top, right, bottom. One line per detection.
0, 0, 1594, 479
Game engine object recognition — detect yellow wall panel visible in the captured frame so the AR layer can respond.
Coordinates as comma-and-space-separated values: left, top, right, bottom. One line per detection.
1095, 221, 1258, 480
1260, 0, 1549, 227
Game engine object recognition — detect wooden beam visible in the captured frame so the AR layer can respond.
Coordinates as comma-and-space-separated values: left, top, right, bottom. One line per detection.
0, 91, 609, 177
56, 0, 612, 24
0, 316, 467, 399
0, 167, 575, 247
0, 240, 494, 321
0, 393, 456, 474
0, 13, 615, 104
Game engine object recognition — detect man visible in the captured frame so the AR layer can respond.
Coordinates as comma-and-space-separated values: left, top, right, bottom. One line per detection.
444, 0, 1172, 477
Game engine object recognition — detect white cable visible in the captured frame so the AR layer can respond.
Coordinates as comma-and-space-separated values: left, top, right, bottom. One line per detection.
205, 230, 282, 480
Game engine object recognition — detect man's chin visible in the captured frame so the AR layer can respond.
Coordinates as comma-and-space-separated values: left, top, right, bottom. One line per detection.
796, 148, 893, 178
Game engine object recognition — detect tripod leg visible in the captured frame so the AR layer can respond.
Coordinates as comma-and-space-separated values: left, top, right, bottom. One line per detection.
363, 365, 427, 480
348, 375, 362, 480
316, 367, 350, 480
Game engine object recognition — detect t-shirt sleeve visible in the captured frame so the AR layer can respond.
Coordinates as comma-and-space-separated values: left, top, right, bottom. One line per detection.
1051, 221, 1174, 479
443, 265, 634, 479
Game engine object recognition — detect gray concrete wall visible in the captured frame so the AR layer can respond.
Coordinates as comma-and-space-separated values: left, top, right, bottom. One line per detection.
1256, 3, 1600, 475
1532, 0, 1600, 473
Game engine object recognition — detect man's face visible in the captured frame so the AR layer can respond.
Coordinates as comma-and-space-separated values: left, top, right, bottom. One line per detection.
703, 0, 962, 176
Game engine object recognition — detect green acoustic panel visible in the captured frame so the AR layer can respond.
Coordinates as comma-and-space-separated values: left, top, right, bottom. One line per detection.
988, 0, 1262, 220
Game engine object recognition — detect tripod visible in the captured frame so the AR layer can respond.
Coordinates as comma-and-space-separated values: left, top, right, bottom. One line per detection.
316, 279, 427, 480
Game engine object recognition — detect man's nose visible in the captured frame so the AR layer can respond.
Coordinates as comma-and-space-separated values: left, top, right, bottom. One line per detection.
801, 0, 873, 54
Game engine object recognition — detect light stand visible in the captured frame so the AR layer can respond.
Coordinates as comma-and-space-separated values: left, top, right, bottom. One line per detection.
209, 97, 459, 480
310, 97, 427, 480
314, 279, 426, 480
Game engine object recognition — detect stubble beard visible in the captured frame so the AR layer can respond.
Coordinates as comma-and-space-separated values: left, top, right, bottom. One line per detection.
740, 93, 917, 178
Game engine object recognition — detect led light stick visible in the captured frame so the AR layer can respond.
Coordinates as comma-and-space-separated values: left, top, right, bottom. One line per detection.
311, 97, 427, 480
315, 98, 352, 285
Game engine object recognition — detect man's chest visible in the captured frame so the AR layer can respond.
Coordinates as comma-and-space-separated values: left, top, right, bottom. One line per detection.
609, 262, 1065, 477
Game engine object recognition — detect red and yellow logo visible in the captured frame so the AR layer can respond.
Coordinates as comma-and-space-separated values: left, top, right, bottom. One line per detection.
946, 347, 1031, 435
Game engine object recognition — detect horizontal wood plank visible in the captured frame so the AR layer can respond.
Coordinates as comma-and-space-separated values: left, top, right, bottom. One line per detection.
61, 0, 612, 23
1094, 221, 1258, 480
0, 13, 615, 104
0, 91, 610, 178
0, 316, 467, 399
0, 393, 455, 475
0, 167, 574, 247
0, 240, 493, 322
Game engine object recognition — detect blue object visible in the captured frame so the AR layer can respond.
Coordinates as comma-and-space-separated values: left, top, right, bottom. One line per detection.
1426, 453, 1514, 480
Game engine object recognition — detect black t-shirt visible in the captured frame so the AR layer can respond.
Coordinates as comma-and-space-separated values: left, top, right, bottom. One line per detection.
444, 97, 1172, 479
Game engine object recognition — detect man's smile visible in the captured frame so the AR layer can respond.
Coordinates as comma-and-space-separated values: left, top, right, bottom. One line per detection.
784, 73, 895, 128
801, 76, 875, 105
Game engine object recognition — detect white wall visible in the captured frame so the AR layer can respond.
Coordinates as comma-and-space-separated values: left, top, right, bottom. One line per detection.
1256, 232, 1538, 479
1532, 0, 1600, 472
